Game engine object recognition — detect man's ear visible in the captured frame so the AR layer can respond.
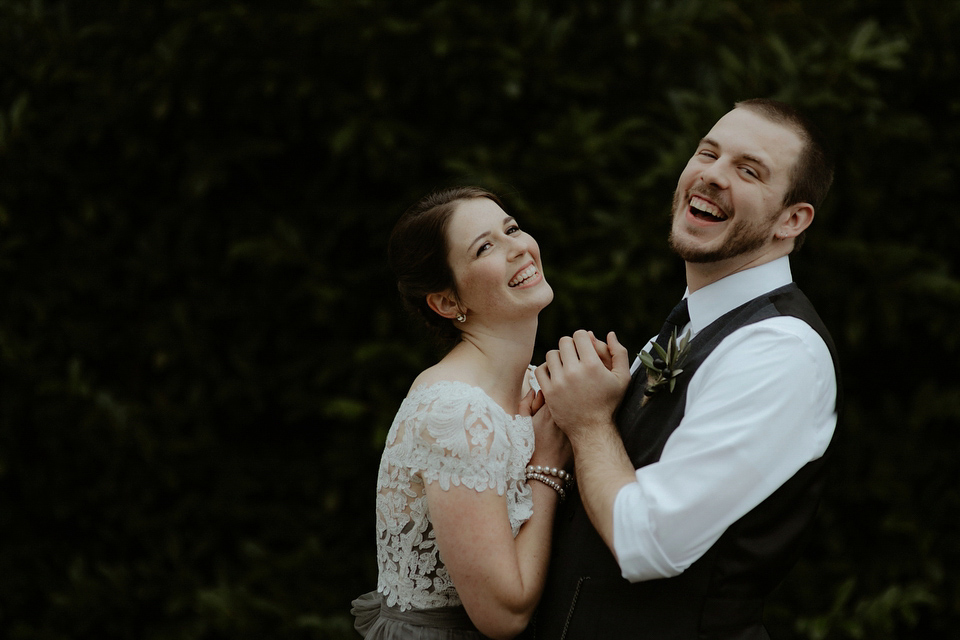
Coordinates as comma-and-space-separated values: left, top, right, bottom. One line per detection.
776, 202, 814, 240
426, 291, 462, 320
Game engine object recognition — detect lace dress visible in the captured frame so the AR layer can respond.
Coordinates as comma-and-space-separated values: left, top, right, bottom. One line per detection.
352, 379, 536, 638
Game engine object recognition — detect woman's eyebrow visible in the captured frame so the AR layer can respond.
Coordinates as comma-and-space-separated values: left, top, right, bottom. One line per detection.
469, 217, 515, 251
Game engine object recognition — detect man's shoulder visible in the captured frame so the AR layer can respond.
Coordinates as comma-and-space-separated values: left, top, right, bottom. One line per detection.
710, 316, 834, 380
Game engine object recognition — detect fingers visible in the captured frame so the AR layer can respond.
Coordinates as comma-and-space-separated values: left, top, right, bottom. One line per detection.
531, 389, 545, 413
557, 334, 580, 365
606, 331, 632, 375
588, 331, 614, 369
519, 388, 536, 417
531, 404, 571, 464
534, 362, 549, 388
532, 401, 553, 428
540, 330, 617, 395
520, 389, 548, 417
538, 354, 559, 394
571, 330, 605, 368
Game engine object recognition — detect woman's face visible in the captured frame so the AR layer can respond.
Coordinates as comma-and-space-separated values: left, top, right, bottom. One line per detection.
443, 197, 553, 324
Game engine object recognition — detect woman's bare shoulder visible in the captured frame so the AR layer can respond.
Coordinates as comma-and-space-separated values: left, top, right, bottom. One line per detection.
408, 357, 479, 393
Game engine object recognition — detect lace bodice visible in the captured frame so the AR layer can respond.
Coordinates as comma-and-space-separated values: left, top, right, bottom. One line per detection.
375, 380, 536, 611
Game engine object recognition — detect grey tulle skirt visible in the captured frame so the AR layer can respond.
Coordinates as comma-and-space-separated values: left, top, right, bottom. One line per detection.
350, 590, 487, 639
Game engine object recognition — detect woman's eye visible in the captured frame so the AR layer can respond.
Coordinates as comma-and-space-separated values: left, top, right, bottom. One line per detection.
506, 225, 520, 235
476, 242, 492, 256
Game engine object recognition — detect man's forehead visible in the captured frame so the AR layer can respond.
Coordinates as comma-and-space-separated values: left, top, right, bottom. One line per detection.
706, 108, 803, 169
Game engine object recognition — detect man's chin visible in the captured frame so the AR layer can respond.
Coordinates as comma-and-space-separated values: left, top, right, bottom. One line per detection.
670, 230, 769, 264
669, 231, 717, 263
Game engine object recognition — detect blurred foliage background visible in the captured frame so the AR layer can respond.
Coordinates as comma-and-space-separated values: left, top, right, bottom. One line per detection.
1, 0, 958, 638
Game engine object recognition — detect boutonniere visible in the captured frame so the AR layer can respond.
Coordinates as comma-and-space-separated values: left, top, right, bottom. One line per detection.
638, 328, 692, 405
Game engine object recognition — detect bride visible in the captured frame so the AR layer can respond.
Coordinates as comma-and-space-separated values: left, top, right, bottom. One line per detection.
351, 187, 572, 639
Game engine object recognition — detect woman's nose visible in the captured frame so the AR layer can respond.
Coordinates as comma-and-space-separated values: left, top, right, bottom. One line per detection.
507, 233, 529, 259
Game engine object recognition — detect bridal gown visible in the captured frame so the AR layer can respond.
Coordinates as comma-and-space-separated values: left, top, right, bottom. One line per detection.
352, 377, 536, 639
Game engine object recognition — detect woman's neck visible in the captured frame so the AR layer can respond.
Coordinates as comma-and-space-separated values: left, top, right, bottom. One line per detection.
434, 317, 538, 414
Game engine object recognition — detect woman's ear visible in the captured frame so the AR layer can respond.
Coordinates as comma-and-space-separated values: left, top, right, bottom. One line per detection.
426, 291, 462, 320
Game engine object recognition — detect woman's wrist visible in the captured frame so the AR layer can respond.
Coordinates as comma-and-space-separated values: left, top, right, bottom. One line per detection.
525, 464, 576, 501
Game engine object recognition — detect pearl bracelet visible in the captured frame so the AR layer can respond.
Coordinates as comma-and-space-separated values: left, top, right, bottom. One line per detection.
524, 465, 575, 502
525, 465, 575, 490
525, 472, 566, 502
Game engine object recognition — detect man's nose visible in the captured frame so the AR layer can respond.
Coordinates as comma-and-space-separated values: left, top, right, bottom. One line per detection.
700, 160, 731, 189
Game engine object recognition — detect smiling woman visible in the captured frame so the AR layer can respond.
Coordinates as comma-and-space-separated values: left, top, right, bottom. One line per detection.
435, 197, 553, 335
386, 187, 496, 349
351, 187, 570, 640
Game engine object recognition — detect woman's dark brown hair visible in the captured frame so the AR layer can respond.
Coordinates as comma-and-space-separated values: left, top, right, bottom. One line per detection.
387, 186, 503, 347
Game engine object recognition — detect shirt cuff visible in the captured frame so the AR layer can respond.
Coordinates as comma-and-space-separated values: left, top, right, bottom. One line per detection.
612, 480, 682, 582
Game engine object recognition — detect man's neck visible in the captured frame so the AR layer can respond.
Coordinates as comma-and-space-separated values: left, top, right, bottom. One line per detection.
685, 248, 790, 293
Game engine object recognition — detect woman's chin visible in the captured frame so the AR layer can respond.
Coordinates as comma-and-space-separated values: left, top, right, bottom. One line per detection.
534, 284, 555, 312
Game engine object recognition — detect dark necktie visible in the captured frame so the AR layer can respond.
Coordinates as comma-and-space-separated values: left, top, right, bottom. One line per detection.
654, 298, 690, 350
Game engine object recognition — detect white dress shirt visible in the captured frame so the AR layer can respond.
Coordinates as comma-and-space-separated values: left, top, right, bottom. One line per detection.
614, 256, 837, 582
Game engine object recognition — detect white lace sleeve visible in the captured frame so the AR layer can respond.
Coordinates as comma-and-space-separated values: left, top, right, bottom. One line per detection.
375, 380, 535, 611
410, 384, 513, 495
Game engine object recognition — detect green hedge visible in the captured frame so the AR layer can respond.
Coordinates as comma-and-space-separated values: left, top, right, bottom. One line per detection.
1, 1, 957, 638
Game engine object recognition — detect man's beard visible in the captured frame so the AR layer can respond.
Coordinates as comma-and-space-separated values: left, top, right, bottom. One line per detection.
668, 186, 777, 263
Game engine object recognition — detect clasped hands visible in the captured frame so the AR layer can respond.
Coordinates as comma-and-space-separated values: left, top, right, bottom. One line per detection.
534, 330, 632, 446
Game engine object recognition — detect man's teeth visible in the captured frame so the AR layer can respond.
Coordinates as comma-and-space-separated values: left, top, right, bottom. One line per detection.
690, 196, 728, 220
509, 265, 538, 287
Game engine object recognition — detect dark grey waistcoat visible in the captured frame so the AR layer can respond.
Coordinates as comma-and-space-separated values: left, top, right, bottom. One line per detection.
530, 283, 842, 640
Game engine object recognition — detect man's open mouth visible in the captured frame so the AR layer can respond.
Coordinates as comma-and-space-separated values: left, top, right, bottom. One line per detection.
690, 195, 728, 222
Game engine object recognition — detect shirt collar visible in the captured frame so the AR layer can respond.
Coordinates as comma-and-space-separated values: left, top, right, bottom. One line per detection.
683, 256, 794, 336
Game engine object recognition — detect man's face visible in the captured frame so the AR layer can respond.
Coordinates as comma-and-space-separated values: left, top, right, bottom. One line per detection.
669, 107, 803, 265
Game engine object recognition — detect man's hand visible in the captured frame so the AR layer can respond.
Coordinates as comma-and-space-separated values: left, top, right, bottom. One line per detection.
588, 330, 615, 370
534, 331, 637, 556
534, 330, 631, 444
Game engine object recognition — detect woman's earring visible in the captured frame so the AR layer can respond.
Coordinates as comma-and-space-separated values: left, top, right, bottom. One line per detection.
456, 312, 466, 323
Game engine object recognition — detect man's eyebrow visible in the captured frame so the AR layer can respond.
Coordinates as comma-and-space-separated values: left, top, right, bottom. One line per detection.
701, 137, 771, 175
740, 153, 771, 175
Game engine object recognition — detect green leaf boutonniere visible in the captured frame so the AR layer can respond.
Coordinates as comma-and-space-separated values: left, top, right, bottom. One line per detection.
638, 328, 692, 405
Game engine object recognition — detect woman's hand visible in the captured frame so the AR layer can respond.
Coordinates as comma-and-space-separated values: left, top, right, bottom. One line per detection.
529, 400, 572, 471
520, 388, 571, 472
518, 387, 545, 418
427, 388, 567, 639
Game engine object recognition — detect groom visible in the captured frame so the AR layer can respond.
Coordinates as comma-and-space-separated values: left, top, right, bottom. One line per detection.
532, 99, 841, 639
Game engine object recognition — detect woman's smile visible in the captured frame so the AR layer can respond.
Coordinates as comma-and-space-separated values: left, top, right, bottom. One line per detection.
443, 197, 553, 321
509, 262, 541, 288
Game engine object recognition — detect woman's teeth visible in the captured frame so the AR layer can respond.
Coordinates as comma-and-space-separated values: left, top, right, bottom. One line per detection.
509, 265, 538, 287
